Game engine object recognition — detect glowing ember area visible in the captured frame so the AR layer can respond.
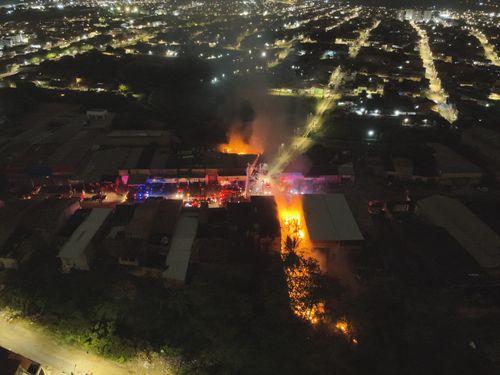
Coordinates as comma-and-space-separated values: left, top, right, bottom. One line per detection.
335, 320, 350, 335
218, 129, 263, 155
410, 21, 458, 124
349, 20, 380, 58
275, 193, 325, 324
469, 28, 500, 67
334, 319, 358, 344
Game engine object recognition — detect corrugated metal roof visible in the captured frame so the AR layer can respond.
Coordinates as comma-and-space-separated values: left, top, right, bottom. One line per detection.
417, 195, 500, 269
163, 212, 198, 283
58, 208, 111, 259
303, 194, 363, 243
428, 143, 482, 174
124, 202, 159, 239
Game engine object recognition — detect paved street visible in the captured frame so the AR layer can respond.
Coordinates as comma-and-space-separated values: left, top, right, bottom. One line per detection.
0, 315, 131, 375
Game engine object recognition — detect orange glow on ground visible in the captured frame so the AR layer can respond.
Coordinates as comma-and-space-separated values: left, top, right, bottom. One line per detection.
218, 129, 263, 155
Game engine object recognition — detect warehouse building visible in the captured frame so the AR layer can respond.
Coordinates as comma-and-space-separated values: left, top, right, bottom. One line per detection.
58, 208, 112, 272
302, 194, 364, 250
163, 211, 199, 286
0, 199, 80, 270
417, 195, 500, 276
462, 127, 500, 165
105, 200, 182, 272
428, 143, 482, 185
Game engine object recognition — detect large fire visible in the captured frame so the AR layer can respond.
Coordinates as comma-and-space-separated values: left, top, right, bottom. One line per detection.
275, 192, 357, 342
218, 129, 263, 155
275, 193, 325, 324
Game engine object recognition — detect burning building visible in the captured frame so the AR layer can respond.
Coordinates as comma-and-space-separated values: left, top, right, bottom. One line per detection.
218, 132, 261, 155
218, 126, 263, 156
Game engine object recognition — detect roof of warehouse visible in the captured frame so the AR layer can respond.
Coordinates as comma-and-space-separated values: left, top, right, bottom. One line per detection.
463, 127, 500, 149
302, 194, 364, 243
163, 212, 198, 283
58, 208, 112, 259
417, 195, 500, 269
124, 202, 159, 239
427, 143, 481, 174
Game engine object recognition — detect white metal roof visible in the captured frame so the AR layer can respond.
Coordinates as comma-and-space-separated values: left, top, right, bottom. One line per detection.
303, 194, 364, 243
58, 208, 111, 259
417, 195, 500, 269
163, 212, 198, 283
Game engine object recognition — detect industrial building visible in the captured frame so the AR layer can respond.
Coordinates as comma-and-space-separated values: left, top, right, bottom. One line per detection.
163, 211, 199, 286
0, 346, 44, 375
461, 127, 500, 175
105, 200, 183, 271
0, 198, 80, 269
417, 195, 500, 275
58, 207, 112, 272
302, 194, 364, 249
280, 145, 356, 189
428, 143, 482, 185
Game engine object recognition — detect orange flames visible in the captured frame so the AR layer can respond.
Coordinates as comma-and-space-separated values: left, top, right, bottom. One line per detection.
275, 193, 324, 324
275, 193, 311, 248
275, 192, 357, 340
335, 320, 350, 335
218, 128, 263, 155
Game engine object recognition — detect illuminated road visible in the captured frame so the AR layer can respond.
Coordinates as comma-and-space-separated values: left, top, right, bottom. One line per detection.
0, 315, 131, 374
349, 20, 380, 58
0, 66, 20, 80
268, 14, 381, 175
268, 87, 331, 98
410, 21, 458, 123
228, 27, 258, 50
267, 7, 360, 69
267, 10, 375, 175
325, 8, 359, 31
268, 14, 377, 175
1, 30, 153, 81
268, 37, 297, 68
32, 80, 142, 99
268, 66, 344, 175
469, 28, 500, 67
